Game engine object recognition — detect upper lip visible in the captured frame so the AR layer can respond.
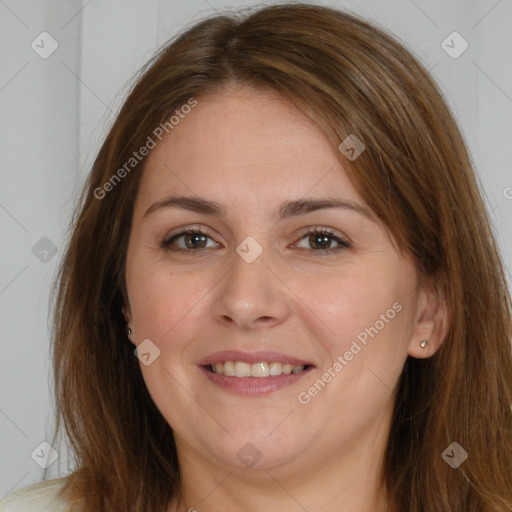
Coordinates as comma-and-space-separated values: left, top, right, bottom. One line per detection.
198, 350, 315, 367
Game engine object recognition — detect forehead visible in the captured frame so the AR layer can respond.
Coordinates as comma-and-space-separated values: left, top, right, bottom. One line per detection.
135, 86, 363, 214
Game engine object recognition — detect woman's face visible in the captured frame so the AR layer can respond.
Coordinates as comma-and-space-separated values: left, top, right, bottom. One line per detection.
125, 85, 439, 477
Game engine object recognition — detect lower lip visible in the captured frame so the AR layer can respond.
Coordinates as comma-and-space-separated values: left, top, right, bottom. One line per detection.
199, 366, 313, 395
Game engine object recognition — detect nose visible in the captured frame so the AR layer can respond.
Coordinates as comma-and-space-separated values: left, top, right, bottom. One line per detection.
211, 245, 292, 331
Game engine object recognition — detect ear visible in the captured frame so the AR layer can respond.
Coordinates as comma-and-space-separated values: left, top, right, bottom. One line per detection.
122, 304, 136, 346
407, 278, 449, 359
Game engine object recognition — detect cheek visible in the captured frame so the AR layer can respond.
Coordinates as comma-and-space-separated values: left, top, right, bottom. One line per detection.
291, 265, 405, 348
129, 267, 178, 337
292, 263, 414, 399
127, 257, 220, 350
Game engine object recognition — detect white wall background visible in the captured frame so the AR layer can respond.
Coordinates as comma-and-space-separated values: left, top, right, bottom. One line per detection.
1, 0, 511, 496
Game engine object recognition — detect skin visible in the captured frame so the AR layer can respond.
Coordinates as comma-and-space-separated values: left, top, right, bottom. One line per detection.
124, 84, 448, 512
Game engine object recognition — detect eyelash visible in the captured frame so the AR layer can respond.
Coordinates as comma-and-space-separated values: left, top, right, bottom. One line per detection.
160, 226, 351, 255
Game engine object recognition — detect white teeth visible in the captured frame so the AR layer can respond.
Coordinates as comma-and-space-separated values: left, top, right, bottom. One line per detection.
251, 362, 270, 377
269, 362, 282, 376
209, 361, 305, 377
234, 361, 251, 377
224, 361, 235, 376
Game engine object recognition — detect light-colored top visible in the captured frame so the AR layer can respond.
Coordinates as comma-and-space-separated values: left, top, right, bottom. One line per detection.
0, 478, 71, 512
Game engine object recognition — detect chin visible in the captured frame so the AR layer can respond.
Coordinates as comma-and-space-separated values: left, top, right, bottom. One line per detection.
195, 426, 311, 473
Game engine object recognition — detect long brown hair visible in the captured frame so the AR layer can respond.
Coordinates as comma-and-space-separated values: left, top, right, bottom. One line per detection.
50, 3, 512, 511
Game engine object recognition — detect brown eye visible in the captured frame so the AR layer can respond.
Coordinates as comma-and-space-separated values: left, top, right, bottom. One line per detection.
161, 229, 220, 251
309, 233, 334, 250
181, 232, 208, 249
295, 229, 351, 253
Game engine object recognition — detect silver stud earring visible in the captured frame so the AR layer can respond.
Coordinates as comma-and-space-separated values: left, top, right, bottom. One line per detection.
420, 339, 428, 348
126, 327, 132, 336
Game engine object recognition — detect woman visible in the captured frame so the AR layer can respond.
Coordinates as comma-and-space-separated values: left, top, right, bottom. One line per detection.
2, 3, 511, 511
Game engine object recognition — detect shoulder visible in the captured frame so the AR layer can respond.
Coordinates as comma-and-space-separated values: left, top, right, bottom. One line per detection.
0, 478, 74, 512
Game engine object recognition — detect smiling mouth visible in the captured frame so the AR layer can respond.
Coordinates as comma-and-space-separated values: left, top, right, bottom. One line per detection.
205, 361, 311, 377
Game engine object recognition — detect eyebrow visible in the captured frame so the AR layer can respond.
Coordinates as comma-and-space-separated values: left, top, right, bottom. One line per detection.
143, 195, 374, 221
